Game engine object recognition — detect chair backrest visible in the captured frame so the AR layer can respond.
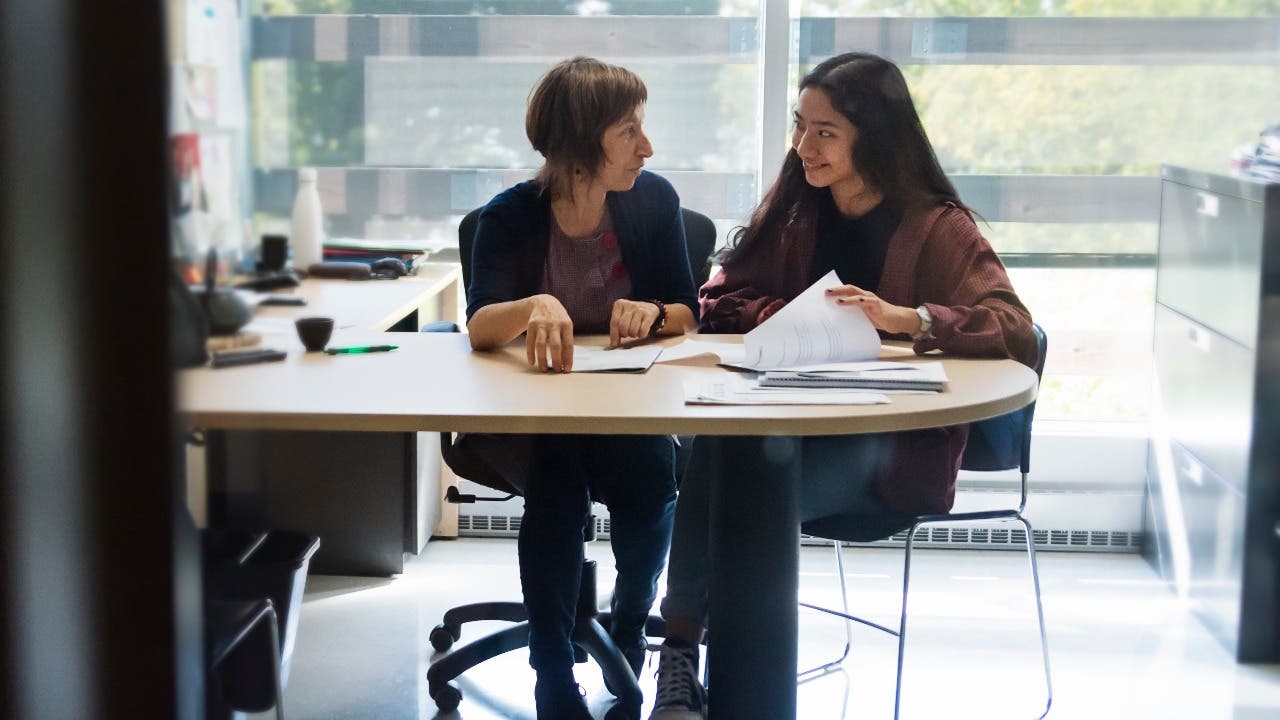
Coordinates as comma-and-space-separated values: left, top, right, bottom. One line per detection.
680, 207, 717, 287
960, 322, 1048, 474
458, 207, 483, 297
457, 205, 719, 303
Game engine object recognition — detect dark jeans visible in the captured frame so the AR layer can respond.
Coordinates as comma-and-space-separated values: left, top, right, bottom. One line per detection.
660, 433, 890, 623
519, 434, 677, 676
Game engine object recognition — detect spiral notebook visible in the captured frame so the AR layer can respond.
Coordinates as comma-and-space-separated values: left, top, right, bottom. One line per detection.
758, 361, 947, 392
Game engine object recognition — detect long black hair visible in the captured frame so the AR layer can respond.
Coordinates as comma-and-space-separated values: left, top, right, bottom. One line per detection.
724, 52, 972, 266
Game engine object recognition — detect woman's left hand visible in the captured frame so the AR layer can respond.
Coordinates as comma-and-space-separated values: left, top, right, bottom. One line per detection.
609, 298, 661, 347
825, 284, 921, 336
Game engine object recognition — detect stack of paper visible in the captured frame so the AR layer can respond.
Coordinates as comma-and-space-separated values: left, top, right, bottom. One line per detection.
759, 361, 947, 392
659, 271, 946, 405
657, 270, 880, 371
683, 373, 889, 406
565, 345, 663, 373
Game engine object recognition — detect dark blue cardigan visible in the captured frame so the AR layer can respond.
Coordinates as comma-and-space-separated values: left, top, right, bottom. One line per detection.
466, 171, 699, 324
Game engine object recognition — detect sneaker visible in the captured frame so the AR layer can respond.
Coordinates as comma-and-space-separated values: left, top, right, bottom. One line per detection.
533, 675, 593, 720
647, 640, 706, 720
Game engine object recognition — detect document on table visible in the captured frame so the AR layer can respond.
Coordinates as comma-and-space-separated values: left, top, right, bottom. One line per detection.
656, 339, 748, 365
759, 361, 948, 391
566, 345, 664, 373
658, 270, 881, 371
683, 373, 890, 406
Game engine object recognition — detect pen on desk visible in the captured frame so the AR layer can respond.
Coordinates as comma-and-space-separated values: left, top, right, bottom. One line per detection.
324, 344, 399, 355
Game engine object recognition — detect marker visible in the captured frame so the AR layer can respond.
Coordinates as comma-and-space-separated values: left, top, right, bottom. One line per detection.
324, 344, 398, 355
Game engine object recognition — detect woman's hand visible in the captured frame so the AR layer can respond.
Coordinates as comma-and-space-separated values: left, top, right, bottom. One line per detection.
825, 285, 921, 336
609, 299, 661, 348
526, 294, 574, 372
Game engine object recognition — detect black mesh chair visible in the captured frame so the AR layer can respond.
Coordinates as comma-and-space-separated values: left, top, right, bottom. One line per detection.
799, 323, 1052, 720
424, 205, 718, 719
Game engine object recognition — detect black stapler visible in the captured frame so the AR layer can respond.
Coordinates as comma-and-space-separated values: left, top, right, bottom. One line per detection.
236, 270, 301, 292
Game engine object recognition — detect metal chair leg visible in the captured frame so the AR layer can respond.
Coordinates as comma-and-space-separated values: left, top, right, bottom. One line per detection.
893, 524, 919, 720
1019, 515, 1054, 719
798, 539, 855, 679
894, 517, 1054, 720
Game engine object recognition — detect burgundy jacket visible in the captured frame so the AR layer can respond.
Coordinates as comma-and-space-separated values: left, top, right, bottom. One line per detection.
699, 203, 1036, 514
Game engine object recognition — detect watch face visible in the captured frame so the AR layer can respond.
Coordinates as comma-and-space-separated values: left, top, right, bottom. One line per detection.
916, 305, 932, 336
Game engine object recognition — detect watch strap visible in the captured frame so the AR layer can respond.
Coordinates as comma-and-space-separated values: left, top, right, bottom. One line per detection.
912, 304, 933, 340
647, 299, 667, 337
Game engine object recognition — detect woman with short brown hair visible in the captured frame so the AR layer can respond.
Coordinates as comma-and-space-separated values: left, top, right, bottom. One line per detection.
467, 56, 698, 720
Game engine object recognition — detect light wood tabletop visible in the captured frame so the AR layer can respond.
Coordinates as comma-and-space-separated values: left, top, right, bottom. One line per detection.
177, 332, 1038, 436
236, 263, 461, 343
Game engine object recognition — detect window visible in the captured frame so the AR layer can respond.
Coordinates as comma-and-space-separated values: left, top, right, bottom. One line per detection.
248, 0, 1280, 425
250, 2, 759, 252
793, 1, 1280, 422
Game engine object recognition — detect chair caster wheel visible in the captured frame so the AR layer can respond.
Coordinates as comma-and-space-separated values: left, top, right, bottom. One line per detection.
429, 624, 457, 652
603, 700, 640, 720
431, 682, 462, 712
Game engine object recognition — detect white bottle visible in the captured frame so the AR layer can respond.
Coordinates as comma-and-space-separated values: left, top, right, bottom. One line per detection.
291, 167, 325, 270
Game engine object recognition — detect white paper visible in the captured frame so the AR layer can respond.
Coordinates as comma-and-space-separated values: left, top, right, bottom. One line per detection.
741, 270, 881, 369
683, 373, 890, 406
242, 317, 295, 335
656, 339, 746, 365
567, 345, 663, 373
779, 361, 949, 382
185, 0, 218, 64
198, 135, 237, 224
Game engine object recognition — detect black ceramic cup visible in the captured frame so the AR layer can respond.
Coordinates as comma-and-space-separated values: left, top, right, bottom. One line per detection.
295, 317, 334, 352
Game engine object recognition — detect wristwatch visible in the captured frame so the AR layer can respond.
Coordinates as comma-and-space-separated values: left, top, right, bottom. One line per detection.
647, 299, 667, 338
912, 304, 933, 340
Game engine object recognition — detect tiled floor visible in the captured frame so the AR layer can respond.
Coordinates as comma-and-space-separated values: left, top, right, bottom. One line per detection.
263, 538, 1280, 719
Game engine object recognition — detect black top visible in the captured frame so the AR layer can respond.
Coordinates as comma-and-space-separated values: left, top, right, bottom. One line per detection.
466, 170, 699, 323
809, 194, 902, 293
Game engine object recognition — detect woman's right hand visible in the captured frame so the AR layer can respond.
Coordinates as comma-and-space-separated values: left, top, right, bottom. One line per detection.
526, 294, 574, 372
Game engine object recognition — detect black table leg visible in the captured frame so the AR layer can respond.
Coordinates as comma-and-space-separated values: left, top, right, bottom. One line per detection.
707, 435, 801, 720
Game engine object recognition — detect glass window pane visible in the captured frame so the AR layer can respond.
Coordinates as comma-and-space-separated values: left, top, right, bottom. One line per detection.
250, 7, 759, 251
792, 3, 1279, 423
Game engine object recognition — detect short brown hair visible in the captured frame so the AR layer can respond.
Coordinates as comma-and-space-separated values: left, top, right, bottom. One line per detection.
525, 56, 647, 195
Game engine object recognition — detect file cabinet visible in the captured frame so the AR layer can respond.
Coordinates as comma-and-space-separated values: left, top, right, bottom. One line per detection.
1145, 165, 1280, 662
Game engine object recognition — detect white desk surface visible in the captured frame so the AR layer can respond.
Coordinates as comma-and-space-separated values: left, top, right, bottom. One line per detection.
178, 333, 1038, 436
249, 263, 460, 333
236, 264, 460, 349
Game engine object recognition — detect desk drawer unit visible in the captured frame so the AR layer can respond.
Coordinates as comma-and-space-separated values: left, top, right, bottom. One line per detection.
1165, 440, 1246, 652
207, 429, 442, 576
1153, 305, 1255, 486
1146, 165, 1280, 662
1156, 172, 1265, 348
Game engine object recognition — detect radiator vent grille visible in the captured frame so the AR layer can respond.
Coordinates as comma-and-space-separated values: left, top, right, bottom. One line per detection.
456, 515, 1140, 552
459, 515, 612, 538
830, 526, 1142, 551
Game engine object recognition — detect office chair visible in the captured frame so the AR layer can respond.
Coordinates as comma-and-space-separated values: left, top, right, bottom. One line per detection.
424, 205, 718, 719
798, 323, 1051, 720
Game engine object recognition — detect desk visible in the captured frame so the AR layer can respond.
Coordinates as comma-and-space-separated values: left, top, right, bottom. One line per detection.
248, 266, 461, 335
179, 332, 1036, 719
196, 266, 463, 575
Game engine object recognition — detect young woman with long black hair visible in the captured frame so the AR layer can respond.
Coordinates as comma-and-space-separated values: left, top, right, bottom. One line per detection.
646, 52, 1036, 720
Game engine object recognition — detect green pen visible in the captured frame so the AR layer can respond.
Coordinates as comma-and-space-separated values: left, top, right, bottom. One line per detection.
324, 344, 399, 355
